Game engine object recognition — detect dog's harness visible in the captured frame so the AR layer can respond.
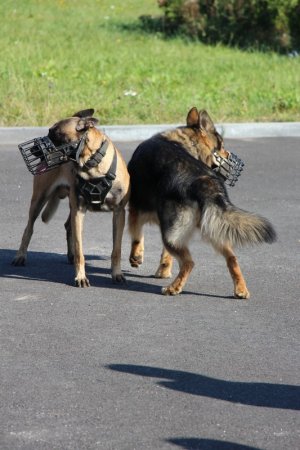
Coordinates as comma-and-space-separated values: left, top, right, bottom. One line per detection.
76, 139, 117, 208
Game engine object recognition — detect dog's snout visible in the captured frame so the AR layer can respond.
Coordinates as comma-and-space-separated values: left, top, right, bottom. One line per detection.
217, 146, 230, 159
222, 148, 230, 158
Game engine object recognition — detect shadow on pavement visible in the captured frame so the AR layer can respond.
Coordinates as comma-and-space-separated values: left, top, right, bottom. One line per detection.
0, 249, 233, 298
166, 437, 261, 450
0, 249, 163, 293
0, 248, 110, 287
108, 364, 300, 410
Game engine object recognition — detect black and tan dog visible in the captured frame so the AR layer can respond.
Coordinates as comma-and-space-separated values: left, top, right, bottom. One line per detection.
128, 108, 276, 298
12, 109, 130, 287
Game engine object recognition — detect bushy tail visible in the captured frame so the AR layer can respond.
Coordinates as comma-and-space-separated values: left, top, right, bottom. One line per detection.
200, 203, 276, 247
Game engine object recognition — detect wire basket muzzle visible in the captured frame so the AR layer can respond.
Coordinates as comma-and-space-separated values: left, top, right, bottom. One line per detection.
213, 152, 244, 187
18, 136, 79, 175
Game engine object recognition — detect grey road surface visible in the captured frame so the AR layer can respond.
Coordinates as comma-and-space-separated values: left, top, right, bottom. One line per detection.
1, 136, 299, 450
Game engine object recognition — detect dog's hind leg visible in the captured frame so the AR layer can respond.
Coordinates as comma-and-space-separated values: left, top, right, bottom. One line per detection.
154, 247, 173, 279
40, 186, 74, 264
161, 245, 194, 296
159, 204, 196, 295
64, 212, 74, 264
111, 205, 126, 283
12, 194, 47, 266
216, 244, 250, 299
128, 207, 145, 268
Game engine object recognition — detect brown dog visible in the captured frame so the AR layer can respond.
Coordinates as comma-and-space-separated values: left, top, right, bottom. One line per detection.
12, 109, 130, 287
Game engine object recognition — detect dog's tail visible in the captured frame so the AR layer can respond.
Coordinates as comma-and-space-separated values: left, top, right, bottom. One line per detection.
41, 186, 69, 223
194, 178, 276, 247
41, 196, 60, 223
200, 203, 276, 247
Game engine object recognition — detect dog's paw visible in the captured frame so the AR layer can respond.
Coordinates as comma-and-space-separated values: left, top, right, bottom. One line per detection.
161, 285, 182, 296
75, 277, 90, 288
234, 288, 250, 299
129, 254, 143, 268
154, 266, 172, 279
112, 273, 127, 284
129, 256, 143, 268
11, 255, 26, 266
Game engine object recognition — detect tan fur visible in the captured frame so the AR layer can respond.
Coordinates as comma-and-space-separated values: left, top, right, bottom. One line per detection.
129, 210, 158, 268
13, 111, 130, 287
161, 109, 229, 167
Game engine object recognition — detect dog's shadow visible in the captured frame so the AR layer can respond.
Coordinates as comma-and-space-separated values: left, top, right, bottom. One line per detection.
108, 364, 300, 411
0, 248, 163, 294
1, 248, 81, 286
166, 438, 262, 450
1, 248, 233, 298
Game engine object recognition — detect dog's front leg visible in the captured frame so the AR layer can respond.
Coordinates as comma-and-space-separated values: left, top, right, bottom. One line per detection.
71, 196, 89, 287
111, 205, 126, 283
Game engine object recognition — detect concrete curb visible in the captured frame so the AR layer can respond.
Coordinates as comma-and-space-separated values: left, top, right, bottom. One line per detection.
1, 122, 300, 144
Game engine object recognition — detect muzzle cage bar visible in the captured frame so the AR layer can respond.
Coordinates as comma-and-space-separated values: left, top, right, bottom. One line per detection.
213, 151, 244, 187
18, 136, 81, 175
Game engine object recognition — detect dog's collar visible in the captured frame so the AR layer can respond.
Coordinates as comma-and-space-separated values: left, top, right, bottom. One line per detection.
77, 136, 110, 171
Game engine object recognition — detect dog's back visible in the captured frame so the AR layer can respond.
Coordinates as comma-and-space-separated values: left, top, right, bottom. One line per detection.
128, 135, 220, 212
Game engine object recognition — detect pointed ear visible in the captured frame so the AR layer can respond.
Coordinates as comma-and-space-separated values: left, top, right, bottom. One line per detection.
186, 107, 200, 127
73, 109, 95, 118
76, 117, 99, 131
199, 110, 216, 133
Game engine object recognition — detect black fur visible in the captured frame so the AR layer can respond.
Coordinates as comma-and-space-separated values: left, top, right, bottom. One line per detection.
128, 135, 229, 216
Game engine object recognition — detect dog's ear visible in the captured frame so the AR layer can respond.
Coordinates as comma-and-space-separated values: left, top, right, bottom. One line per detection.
199, 110, 216, 133
73, 109, 95, 118
186, 107, 200, 128
76, 117, 99, 131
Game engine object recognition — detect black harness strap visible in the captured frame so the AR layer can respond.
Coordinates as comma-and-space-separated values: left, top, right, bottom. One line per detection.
82, 139, 110, 171
76, 147, 118, 208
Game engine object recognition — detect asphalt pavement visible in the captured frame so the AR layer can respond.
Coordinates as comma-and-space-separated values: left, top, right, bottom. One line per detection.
0, 134, 299, 450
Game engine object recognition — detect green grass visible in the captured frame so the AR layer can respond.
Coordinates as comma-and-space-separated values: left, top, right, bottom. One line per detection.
0, 0, 299, 126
